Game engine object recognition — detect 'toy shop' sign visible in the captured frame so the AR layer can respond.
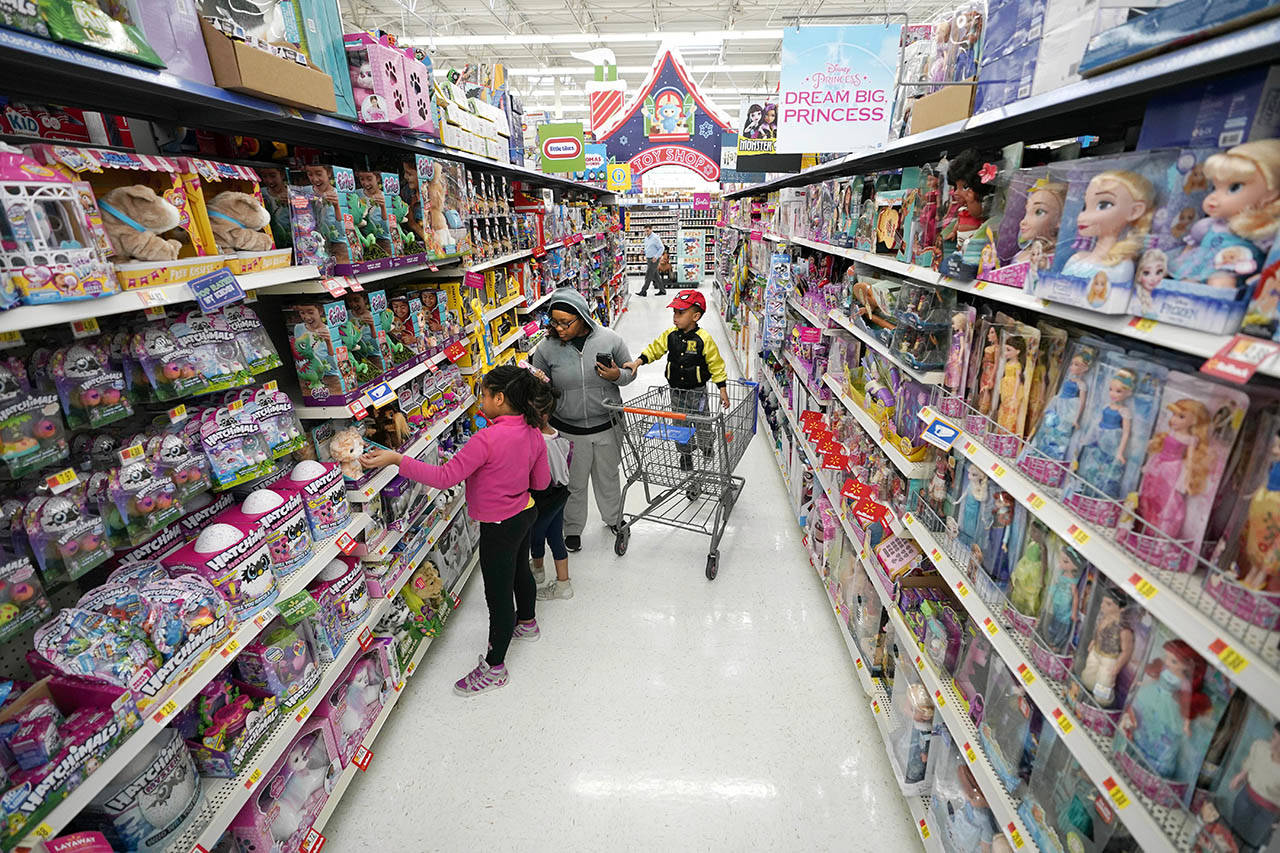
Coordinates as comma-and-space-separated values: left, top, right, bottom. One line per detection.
538, 122, 586, 173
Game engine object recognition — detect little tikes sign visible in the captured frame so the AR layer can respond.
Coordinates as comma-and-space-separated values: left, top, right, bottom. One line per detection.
538, 122, 586, 173
776, 25, 902, 154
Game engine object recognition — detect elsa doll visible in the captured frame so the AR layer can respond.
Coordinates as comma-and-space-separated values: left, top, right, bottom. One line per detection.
1074, 369, 1137, 499
1133, 249, 1167, 314
1168, 139, 1280, 287
958, 468, 989, 545
1061, 170, 1155, 293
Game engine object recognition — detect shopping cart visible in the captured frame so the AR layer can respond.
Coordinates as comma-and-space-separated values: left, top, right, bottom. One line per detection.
605, 380, 758, 580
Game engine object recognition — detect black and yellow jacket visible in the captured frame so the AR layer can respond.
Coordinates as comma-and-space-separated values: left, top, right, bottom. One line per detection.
638, 326, 728, 390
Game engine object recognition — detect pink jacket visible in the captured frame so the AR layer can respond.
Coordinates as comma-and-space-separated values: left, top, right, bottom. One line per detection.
397, 414, 550, 522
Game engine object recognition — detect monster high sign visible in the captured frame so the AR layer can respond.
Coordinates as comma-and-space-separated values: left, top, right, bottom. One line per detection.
598, 49, 734, 182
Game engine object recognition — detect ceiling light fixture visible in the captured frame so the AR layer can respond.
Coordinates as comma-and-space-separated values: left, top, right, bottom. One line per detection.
402, 29, 783, 47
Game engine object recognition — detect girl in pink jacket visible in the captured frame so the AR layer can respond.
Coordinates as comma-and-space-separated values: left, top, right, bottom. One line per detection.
361, 365, 552, 696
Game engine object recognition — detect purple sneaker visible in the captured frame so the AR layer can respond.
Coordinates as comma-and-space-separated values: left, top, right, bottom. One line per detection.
512, 618, 540, 642
454, 655, 508, 696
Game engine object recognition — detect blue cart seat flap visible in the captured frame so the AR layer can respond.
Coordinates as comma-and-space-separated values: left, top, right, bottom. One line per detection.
644, 422, 696, 443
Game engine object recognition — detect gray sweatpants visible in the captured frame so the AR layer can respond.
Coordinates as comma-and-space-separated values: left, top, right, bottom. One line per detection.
565, 426, 623, 536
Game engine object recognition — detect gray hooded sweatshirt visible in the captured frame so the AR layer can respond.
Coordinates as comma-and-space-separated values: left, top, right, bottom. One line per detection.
531, 288, 636, 433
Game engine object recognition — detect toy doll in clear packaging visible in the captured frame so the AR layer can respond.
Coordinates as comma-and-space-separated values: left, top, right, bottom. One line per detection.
1007, 522, 1047, 628
941, 307, 975, 419
1211, 704, 1280, 852
994, 336, 1027, 436
972, 324, 1001, 420
1020, 343, 1099, 485
1073, 368, 1136, 501
1036, 535, 1086, 655
1237, 427, 1280, 592
981, 491, 1016, 593
1077, 588, 1135, 707
1115, 637, 1231, 807
1133, 396, 1214, 539
957, 464, 989, 547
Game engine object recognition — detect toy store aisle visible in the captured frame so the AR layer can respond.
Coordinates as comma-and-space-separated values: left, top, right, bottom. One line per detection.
324, 283, 917, 851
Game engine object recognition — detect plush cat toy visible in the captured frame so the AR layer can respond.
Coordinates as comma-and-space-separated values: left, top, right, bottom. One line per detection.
98, 185, 182, 261
328, 427, 364, 480
206, 191, 273, 253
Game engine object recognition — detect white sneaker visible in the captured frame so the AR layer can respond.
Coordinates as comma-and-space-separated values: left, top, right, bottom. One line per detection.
537, 579, 574, 600
532, 564, 546, 585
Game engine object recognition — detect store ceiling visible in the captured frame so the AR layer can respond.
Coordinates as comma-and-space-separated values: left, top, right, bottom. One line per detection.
339, 0, 955, 122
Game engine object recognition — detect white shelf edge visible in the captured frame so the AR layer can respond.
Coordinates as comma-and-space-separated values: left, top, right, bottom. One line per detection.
822, 374, 933, 480
786, 296, 828, 329
481, 293, 527, 322
295, 353, 449, 419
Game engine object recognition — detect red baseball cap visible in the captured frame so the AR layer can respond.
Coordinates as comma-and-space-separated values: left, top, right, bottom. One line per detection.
667, 289, 706, 312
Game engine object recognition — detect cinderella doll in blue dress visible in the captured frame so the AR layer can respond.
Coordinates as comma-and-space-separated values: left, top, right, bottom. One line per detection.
1073, 368, 1136, 499
1028, 346, 1096, 464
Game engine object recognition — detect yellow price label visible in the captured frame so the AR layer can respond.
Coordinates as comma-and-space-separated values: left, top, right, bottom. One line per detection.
1027, 492, 1046, 510
254, 611, 270, 627
169, 403, 188, 423
1008, 827, 1026, 849
963, 742, 977, 763
1016, 664, 1036, 685
933, 689, 946, 707
1068, 524, 1090, 545
914, 655, 924, 671
983, 617, 999, 636
974, 281, 988, 291
71, 317, 100, 338
406, 661, 417, 676
855, 658, 864, 670
295, 704, 309, 722
119, 444, 145, 463
0, 330, 23, 347
903, 512, 915, 525
395, 680, 405, 692
31, 822, 53, 839
919, 820, 931, 840
158, 698, 178, 718
45, 467, 79, 494
1211, 639, 1250, 673
963, 440, 977, 454
1130, 317, 1157, 333
1104, 777, 1131, 809
955, 580, 970, 598
143, 305, 166, 321
246, 767, 263, 788
221, 638, 240, 657
989, 462, 1007, 477
1132, 577, 1158, 599
228, 399, 245, 412
1053, 709, 1074, 734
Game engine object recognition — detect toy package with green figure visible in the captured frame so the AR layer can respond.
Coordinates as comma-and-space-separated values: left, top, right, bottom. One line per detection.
284, 299, 363, 406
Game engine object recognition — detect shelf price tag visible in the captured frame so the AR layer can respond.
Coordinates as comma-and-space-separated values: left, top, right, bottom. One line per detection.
1127, 316, 1157, 334
955, 580, 970, 598
336, 532, 357, 555
1027, 492, 1046, 510
918, 820, 931, 840
70, 317, 100, 338
300, 827, 326, 853
168, 404, 188, 424
1209, 638, 1250, 673
321, 277, 347, 296
45, 468, 79, 495
962, 741, 977, 763
1102, 776, 1131, 809
933, 689, 946, 707
220, 638, 241, 658
1016, 663, 1036, 685
871, 699, 881, 715
1067, 524, 1090, 546
245, 767, 263, 789
118, 444, 145, 464
0, 331, 23, 349
143, 304, 167, 321
989, 461, 1007, 477
963, 440, 977, 454
1128, 573, 1158, 599
1052, 707, 1074, 735
855, 657, 864, 670
406, 660, 417, 677
352, 745, 373, 771
151, 698, 179, 723
347, 397, 369, 420
358, 626, 374, 651
294, 704, 310, 722
1006, 823, 1026, 849
914, 654, 924, 671
982, 617, 999, 637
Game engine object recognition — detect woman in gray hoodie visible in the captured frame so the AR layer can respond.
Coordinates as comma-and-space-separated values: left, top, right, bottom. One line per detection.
531, 288, 636, 551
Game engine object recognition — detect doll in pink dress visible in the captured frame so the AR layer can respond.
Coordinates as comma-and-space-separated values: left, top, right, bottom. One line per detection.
1134, 398, 1213, 543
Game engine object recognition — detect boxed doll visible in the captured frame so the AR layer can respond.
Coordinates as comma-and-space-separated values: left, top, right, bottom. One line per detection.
1030, 150, 1179, 314
1028, 538, 1094, 682
32, 145, 227, 291
977, 167, 1067, 290
228, 721, 341, 853
416, 155, 469, 258
1066, 579, 1153, 738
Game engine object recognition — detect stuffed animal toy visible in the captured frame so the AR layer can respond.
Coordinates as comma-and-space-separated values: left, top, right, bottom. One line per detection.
328, 427, 364, 480
400, 560, 444, 625
98, 185, 182, 261
206, 191, 273, 253
348, 58, 374, 103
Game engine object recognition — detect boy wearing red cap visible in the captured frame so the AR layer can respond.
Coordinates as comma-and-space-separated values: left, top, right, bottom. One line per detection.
623, 289, 730, 469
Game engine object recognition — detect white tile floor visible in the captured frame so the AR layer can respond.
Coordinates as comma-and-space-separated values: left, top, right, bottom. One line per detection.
324, 280, 920, 851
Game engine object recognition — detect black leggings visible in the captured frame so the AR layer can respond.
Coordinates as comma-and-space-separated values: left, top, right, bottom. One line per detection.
479, 505, 538, 666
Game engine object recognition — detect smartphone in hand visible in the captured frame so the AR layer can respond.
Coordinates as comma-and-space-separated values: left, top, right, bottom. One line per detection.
595, 352, 615, 369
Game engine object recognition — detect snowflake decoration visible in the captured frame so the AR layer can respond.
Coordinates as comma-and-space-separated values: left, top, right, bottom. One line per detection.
618, 135, 629, 146
698, 122, 714, 138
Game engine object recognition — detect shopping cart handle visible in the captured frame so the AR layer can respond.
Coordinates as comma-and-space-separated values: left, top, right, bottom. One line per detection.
621, 406, 688, 420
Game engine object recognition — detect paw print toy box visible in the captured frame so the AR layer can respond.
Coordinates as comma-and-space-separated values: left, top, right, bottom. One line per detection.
343, 32, 412, 128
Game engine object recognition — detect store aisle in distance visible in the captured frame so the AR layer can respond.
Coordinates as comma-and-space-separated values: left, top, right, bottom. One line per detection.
325, 279, 918, 851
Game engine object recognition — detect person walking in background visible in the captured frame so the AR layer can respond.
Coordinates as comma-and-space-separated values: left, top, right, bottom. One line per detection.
532, 288, 636, 553
360, 365, 552, 697
638, 225, 666, 296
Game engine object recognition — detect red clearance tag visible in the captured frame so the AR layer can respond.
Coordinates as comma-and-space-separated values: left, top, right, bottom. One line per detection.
336, 532, 357, 555
352, 745, 373, 771
357, 626, 373, 651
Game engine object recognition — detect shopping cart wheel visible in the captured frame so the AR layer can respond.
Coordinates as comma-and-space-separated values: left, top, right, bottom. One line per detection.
705, 551, 719, 580
614, 527, 630, 556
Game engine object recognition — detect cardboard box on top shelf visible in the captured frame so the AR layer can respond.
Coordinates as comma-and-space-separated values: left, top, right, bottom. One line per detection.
1031, 0, 1128, 96
909, 79, 976, 134
199, 19, 337, 113
1137, 63, 1280, 148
